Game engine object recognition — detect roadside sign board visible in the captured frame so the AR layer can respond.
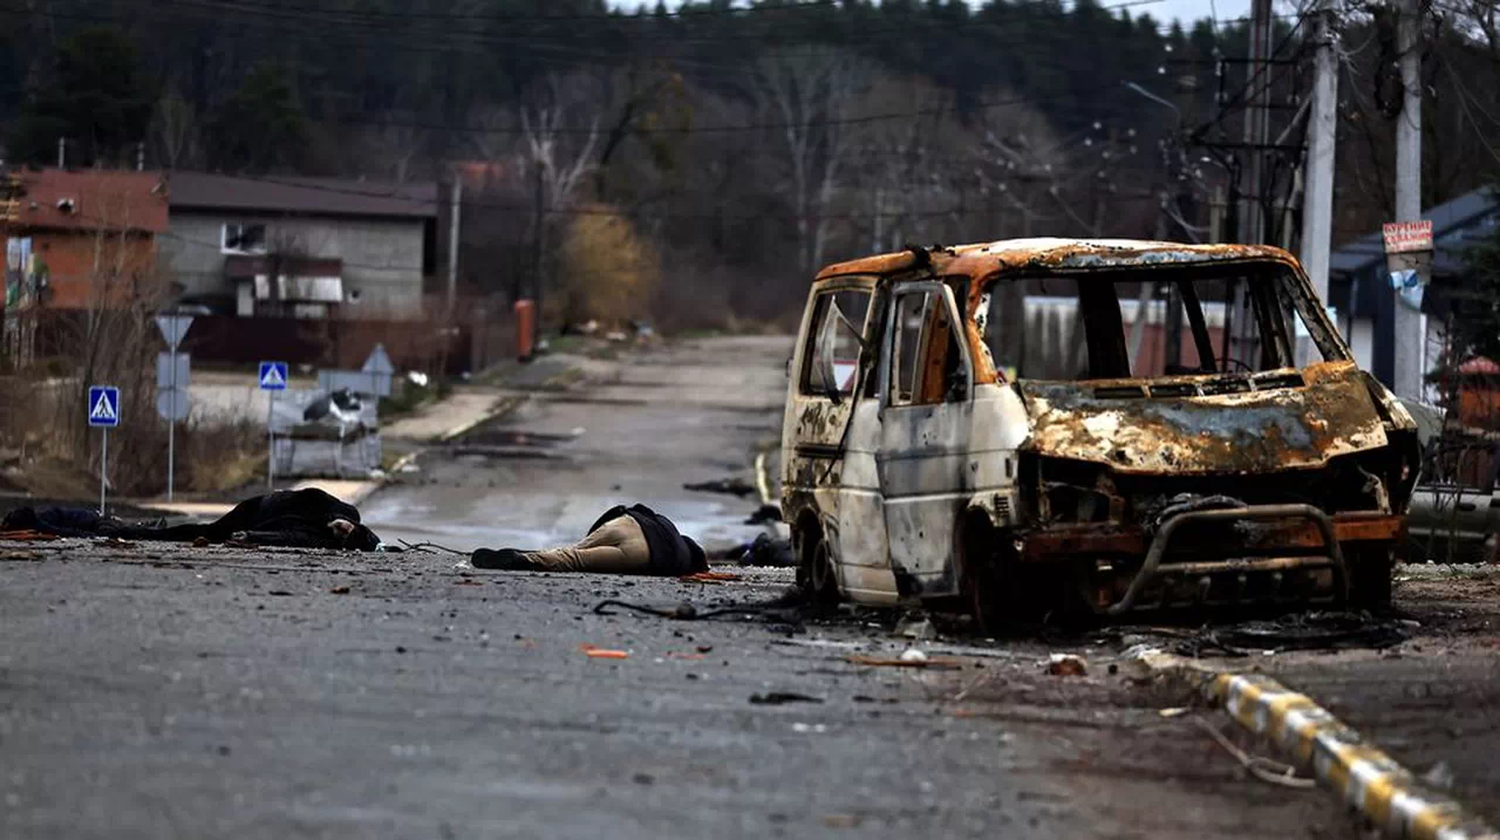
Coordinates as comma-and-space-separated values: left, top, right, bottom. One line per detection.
155, 315, 194, 349
1382, 220, 1433, 254
157, 352, 191, 390
259, 361, 289, 391
87, 386, 120, 427
362, 343, 395, 375
156, 389, 191, 422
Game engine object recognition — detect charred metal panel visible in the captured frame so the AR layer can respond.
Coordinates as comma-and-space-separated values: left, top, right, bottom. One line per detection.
1017, 362, 1389, 475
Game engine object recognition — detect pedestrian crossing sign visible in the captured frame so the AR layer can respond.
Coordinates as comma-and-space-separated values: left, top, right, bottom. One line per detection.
258, 361, 289, 391
87, 386, 120, 427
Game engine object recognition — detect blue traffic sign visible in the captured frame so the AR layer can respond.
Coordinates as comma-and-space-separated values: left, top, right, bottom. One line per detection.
258, 361, 289, 391
87, 386, 120, 427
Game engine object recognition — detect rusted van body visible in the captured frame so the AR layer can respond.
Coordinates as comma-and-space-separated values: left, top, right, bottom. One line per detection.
780, 239, 1419, 624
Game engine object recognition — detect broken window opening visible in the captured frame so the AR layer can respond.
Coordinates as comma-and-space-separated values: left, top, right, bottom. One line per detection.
982, 266, 1340, 381
801, 288, 871, 399
890, 288, 965, 407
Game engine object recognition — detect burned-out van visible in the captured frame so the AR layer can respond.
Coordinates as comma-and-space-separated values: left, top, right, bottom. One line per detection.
780, 239, 1420, 627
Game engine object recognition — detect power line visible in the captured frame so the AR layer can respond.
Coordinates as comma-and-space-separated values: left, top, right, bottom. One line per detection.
98, 0, 1169, 27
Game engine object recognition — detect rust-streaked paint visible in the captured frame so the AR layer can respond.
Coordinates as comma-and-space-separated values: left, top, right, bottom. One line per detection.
811, 238, 1317, 386
785, 237, 1413, 614
1018, 362, 1388, 475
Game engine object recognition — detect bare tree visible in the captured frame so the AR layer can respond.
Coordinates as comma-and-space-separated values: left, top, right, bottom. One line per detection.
472, 73, 603, 314
750, 47, 876, 275
150, 94, 202, 170
970, 88, 1071, 237
849, 75, 976, 253
357, 113, 428, 182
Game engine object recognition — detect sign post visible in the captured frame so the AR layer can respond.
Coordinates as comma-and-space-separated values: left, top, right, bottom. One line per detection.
258, 361, 288, 489
1382, 219, 1434, 311
155, 314, 194, 501
87, 386, 120, 514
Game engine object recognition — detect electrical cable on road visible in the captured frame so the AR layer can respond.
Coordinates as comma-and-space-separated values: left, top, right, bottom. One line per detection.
1193, 716, 1316, 789
592, 598, 798, 621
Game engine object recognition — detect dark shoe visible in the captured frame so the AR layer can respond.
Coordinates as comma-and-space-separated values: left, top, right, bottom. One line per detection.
471, 548, 532, 570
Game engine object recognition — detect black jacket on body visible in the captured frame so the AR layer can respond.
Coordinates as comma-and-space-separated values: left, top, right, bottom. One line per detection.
1, 488, 380, 551
588, 503, 707, 576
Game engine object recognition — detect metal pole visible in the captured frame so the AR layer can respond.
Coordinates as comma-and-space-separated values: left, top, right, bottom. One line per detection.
1392, 0, 1425, 399
267, 389, 275, 490
1299, 0, 1339, 366
167, 352, 176, 502
100, 428, 107, 515
447, 178, 462, 315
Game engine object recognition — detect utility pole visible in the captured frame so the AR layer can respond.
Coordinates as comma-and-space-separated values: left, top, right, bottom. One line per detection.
1240, 0, 1274, 246
1392, 0, 1425, 400
446, 176, 462, 315
531, 164, 544, 312
1299, 0, 1340, 365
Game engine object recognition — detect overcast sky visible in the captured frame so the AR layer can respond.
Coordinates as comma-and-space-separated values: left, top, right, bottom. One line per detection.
1157, 0, 1251, 25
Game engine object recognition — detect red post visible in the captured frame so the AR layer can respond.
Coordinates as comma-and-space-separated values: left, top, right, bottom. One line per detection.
513, 299, 535, 361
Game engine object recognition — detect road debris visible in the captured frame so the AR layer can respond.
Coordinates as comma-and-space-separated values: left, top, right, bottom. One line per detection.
749, 692, 823, 705
678, 571, 742, 583
1046, 654, 1088, 676
1193, 716, 1314, 789
899, 648, 928, 664
895, 613, 937, 641
683, 477, 756, 498
0, 549, 43, 561
328, 585, 351, 594
0, 530, 61, 542
846, 652, 961, 670
580, 644, 629, 660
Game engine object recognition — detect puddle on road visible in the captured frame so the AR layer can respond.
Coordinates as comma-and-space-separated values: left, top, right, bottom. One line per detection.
459, 428, 581, 447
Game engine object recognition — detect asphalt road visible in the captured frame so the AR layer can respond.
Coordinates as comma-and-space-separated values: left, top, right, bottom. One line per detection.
1, 544, 1355, 840
4, 334, 1469, 839
361, 336, 792, 555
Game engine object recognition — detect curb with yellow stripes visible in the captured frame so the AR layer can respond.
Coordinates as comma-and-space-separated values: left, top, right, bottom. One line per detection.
1133, 651, 1500, 840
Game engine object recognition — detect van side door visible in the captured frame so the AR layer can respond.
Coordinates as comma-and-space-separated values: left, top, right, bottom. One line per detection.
876, 280, 974, 598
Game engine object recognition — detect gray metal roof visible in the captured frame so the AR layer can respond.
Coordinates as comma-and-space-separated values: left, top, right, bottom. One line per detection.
166, 172, 439, 219
1330, 187, 1499, 276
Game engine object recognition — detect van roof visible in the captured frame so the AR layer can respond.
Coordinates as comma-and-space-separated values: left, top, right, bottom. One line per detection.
814, 238, 1300, 282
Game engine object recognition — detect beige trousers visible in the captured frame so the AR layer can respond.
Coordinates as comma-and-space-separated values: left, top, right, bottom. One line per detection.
524, 515, 652, 574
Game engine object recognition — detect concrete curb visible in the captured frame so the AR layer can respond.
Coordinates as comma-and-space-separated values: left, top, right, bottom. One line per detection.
437, 394, 528, 443
1134, 650, 1500, 840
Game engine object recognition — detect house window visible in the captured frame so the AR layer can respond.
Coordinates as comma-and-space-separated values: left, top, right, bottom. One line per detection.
222, 223, 267, 255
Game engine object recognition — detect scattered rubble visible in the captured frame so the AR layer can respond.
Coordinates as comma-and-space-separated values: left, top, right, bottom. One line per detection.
1046, 654, 1089, 676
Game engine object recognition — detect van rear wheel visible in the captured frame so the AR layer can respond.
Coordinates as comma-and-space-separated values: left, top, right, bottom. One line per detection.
798, 526, 840, 606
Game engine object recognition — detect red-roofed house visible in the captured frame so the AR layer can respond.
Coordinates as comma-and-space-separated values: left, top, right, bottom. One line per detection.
2, 168, 169, 310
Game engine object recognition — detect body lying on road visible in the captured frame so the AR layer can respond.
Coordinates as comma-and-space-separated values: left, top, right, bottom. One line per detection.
471, 503, 706, 576
0, 488, 382, 551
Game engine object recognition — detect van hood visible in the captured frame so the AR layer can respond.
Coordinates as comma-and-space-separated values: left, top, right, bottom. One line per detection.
1016, 362, 1390, 474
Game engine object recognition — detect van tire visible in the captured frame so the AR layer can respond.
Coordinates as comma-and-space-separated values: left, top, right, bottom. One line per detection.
1346, 549, 1393, 610
797, 525, 840, 607
961, 515, 1025, 635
